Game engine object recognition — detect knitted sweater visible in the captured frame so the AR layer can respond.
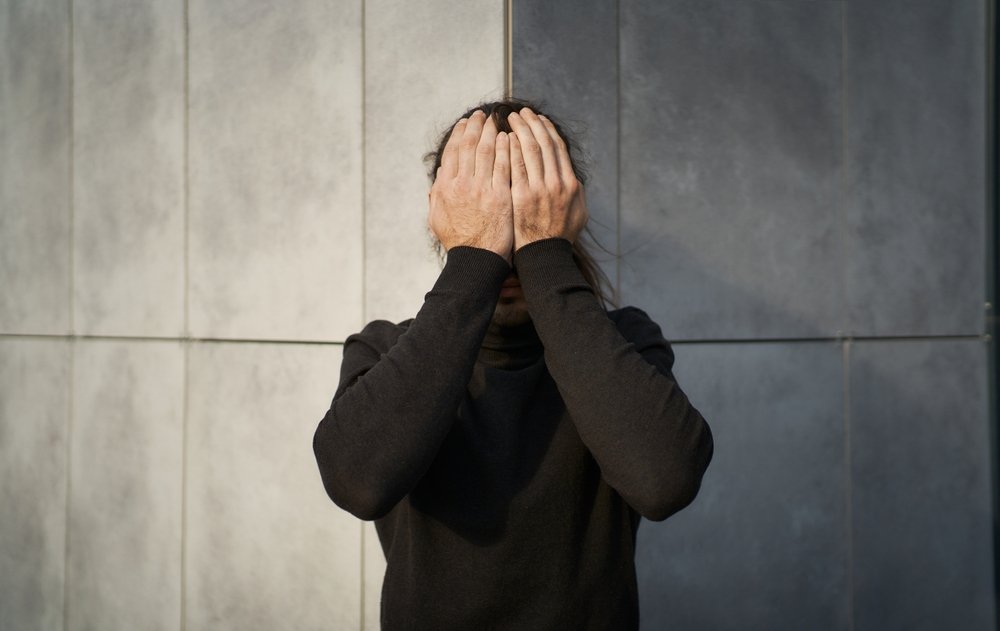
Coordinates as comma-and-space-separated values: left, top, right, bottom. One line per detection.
312, 237, 714, 630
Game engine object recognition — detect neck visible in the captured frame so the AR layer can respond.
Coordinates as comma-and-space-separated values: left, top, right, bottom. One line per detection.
478, 318, 543, 370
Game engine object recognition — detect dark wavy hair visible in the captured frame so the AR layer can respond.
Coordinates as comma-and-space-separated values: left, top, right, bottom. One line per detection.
423, 98, 617, 309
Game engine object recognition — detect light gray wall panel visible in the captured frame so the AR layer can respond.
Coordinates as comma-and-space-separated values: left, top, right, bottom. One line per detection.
188, 0, 363, 342
619, 0, 843, 339
637, 341, 848, 631
67, 340, 183, 631
186, 342, 360, 630
364, 0, 505, 324
73, 0, 185, 337
0, 339, 69, 631
850, 339, 994, 630
0, 0, 71, 335
512, 0, 619, 304
845, 0, 987, 336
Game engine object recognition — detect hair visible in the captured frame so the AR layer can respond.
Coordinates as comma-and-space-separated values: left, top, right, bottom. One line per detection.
423, 97, 618, 309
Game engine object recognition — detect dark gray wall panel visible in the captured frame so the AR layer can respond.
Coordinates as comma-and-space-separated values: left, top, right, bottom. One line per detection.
513, 0, 619, 303
636, 341, 848, 631
619, 0, 844, 339
845, 1, 987, 337
850, 340, 995, 630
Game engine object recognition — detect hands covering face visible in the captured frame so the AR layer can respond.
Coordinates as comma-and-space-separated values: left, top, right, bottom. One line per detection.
428, 108, 589, 266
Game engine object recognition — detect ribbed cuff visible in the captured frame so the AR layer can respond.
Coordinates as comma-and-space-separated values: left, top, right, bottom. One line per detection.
434, 245, 512, 297
512, 237, 589, 291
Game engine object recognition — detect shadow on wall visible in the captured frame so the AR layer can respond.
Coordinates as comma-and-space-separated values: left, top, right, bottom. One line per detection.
630, 333, 993, 629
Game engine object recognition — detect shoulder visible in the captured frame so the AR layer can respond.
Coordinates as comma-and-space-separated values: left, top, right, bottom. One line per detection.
344, 318, 415, 355
606, 306, 667, 343
606, 305, 676, 371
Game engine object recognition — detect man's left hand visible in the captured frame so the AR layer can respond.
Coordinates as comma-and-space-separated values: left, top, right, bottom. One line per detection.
508, 108, 589, 252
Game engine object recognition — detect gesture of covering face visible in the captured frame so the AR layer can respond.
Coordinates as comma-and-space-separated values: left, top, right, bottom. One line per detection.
507, 108, 589, 252
428, 110, 515, 265
428, 107, 589, 265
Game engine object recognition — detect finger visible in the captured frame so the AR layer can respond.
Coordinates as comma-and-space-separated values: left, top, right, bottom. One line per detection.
538, 114, 576, 185
441, 118, 467, 179
510, 133, 529, 191
493, 131, 511, 191
517, 108, 560, 184
475, 115, 498, 181
458, 110, 486, 179
507, 111, 545, 185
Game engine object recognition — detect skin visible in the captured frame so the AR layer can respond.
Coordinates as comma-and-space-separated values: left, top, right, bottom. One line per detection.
428, 108, 589, 327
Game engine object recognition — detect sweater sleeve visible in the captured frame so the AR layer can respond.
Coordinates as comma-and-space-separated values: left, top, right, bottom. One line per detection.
513, 237, 714, 521
312, 246, 511, 521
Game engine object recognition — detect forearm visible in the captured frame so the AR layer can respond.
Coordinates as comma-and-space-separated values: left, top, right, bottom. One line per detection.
313, 246, 510, 520
514, 238, 714, 521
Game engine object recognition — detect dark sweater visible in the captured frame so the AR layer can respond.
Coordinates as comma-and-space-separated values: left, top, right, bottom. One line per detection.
313, 237, 714, 630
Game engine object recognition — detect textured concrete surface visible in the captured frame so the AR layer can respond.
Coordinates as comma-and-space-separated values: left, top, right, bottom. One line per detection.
619, 0, 844, 340
844, 0, 987, 337
73, 0, 185, 337
187, 0, 364, 342
186, 342, 360, 630
0, 339, 70, 631
0, 0, 71, 335
637, 342, 849, 631
68, 340, 184, 631
364, 0, 506, 325
850, 339, 995, 630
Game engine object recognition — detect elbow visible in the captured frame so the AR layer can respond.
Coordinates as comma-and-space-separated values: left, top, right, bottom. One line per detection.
324, 482, 396, 522
636, 421, 714, 522
635, 470, 705, 522
312, 418, 398, 521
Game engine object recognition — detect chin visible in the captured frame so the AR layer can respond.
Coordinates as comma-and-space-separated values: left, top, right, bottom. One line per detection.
492, 299, 531, 327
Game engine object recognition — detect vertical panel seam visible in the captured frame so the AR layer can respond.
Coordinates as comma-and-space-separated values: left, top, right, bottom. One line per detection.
64, 339, 75, 631
68, 0, 75, 337
615, 0, 621, 307
840, 0, 851, 339
985, 0, 1000, 625
504, 0, 512, 98
181, 338, 189, 631
181, 0, 191, 628
841, 8, 855, 628
360, 2, 367, 627
183, 0, 191, 342
843, 338, 855, 631
64, 2, 75, 629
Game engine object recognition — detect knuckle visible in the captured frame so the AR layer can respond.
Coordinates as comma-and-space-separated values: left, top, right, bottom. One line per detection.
523, 140, 542, 156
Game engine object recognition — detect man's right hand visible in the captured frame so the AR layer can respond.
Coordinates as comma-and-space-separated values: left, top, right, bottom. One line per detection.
428, 110, 515, 265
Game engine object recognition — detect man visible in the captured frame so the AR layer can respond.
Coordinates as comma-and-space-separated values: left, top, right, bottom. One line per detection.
312, 101, 714, 630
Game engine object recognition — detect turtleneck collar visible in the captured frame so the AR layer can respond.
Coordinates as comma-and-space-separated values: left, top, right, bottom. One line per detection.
478, 318, 544, 370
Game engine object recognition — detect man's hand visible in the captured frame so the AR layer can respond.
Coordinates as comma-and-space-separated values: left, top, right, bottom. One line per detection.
508, 108, 589, 252
428, 110, 515, 265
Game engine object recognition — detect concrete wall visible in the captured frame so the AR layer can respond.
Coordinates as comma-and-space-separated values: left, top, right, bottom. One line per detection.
0, 1, 503, 629
1, 1, 994, 630
514, 1, 995, 630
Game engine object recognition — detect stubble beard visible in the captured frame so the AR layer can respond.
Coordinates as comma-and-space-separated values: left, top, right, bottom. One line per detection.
491, 295, 531, 327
